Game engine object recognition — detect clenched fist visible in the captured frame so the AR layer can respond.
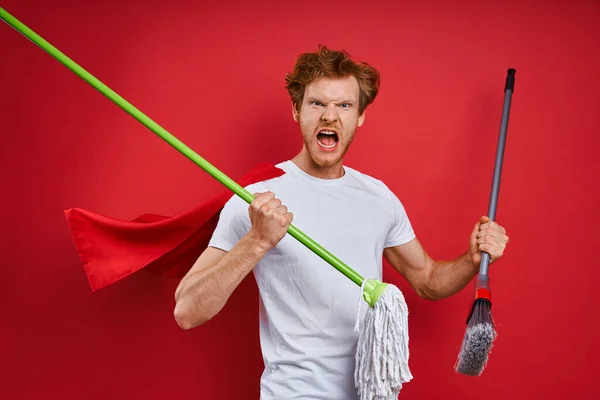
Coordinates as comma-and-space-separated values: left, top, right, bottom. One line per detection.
469, 216, 509, 266
248, 191, 294, 251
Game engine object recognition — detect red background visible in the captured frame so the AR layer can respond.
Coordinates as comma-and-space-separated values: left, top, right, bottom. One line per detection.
1, 0, 599, 399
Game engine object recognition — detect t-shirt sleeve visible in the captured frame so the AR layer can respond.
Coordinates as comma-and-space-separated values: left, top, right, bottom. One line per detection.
208, 192, 252, 252
385, 191, 416, 248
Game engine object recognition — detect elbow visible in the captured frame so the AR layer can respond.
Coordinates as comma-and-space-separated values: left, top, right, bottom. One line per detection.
416, 283, 442, 301
417, 290, 440, 301
173, 300, 212, 330
416, 263, 443, 301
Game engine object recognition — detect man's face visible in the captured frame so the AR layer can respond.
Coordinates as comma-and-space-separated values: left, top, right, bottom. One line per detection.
293, 75, 365, 168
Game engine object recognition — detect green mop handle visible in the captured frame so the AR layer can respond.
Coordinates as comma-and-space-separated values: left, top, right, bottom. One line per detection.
0, 7, 366, 288
479, 68, 515, 278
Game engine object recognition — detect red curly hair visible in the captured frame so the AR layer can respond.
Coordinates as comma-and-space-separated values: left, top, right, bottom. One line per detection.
285, 45, 381, 115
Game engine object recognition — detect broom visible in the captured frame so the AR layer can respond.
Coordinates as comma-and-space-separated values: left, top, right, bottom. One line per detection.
1, 7, 411, 399
455, 68, 516, 375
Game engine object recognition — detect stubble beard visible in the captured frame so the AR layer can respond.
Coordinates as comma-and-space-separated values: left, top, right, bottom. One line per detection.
300, 123, 356, 168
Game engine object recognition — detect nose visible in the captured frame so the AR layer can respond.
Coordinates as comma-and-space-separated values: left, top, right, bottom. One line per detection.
321, 104, 338, 123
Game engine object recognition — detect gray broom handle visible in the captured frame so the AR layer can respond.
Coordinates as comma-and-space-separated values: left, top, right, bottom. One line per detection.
480, 68, 515, 277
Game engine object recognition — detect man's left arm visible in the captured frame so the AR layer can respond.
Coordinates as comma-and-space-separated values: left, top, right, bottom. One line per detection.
383, 216, 509, 301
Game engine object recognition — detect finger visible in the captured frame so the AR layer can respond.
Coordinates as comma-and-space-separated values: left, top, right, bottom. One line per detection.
486, 220, 506, 234
478, 223, 507, 238
481, 220, 506, 235
477, 228, 504, 240
477, 238, 506, 250
487, 221, 506, 235
262, 198, 282, 212
470, 226, 480, 253
251, 192, 275, 210
253, 191, 274, 199
478, 229, 510, 244
470, 221, 480, 245
478, 232, 508, 245
478, 243, 498, 254
478, 242, 504, 253
497, 223, 507, 234
478, 243, 504, 259
281, 212, 294, 226
278, 212, 293, 226
274, 205, 288, 215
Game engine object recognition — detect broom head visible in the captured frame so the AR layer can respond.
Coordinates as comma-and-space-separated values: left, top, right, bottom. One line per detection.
454, 278, 497, 376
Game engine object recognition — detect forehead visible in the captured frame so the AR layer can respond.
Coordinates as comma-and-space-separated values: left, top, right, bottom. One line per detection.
304, 75, 360, 102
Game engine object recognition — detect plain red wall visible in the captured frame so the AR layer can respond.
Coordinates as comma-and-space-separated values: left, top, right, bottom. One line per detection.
1, 0, 599, 399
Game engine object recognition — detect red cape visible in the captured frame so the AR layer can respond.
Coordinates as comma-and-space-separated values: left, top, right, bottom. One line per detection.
64, 162, 285, 292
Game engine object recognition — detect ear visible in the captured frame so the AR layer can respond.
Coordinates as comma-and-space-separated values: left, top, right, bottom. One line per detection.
292, 103, 300, 123
358, 110, 366, 127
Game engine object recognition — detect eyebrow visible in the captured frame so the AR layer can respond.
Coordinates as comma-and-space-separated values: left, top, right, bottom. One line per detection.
307, 97, 357, 104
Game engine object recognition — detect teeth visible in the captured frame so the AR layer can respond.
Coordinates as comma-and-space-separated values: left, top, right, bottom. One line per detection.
318, 139, 336, 148
320, 131, 336, 135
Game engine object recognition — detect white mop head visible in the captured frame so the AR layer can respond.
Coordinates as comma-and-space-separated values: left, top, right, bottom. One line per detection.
354, 284, 412, 400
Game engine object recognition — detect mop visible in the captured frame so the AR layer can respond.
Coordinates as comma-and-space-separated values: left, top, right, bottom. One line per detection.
455, 68, 516, 375
1, 8, 411, 399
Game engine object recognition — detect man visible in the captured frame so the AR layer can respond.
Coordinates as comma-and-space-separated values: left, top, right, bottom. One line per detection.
173, 46, 509, 399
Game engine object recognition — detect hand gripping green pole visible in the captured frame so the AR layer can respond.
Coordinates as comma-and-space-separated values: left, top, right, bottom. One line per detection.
0, 7, 388, 306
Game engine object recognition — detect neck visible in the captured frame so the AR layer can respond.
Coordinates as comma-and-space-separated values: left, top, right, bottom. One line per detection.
291, 149, 345, 180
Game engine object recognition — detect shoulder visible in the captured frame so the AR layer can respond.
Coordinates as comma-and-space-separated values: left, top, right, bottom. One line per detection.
344, 166, 397, 200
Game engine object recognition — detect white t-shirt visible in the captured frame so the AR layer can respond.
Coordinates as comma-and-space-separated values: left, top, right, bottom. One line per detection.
208, 160, 415, 400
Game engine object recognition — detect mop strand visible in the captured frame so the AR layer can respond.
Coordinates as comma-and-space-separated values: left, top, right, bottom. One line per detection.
354, 278, 371, 333
355, 281, 412, 400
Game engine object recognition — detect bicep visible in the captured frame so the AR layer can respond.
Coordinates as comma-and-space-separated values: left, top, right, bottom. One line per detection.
383, 238, 433, 293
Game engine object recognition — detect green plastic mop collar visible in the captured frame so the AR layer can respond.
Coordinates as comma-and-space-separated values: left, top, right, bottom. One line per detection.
362, 280, 388, 307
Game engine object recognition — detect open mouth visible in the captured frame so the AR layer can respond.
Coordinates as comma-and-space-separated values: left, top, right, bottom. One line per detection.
317, 130, 339, 151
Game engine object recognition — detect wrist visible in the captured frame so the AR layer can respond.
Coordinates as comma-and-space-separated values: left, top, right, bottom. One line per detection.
466, 250, 479, 272
245, 229, 274, 254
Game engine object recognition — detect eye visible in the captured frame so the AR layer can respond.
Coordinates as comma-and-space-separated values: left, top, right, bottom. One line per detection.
339, 103, 351, 109
311, 101, 323, 107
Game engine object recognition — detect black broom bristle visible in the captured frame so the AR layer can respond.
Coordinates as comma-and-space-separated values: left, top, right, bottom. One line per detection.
455, 298, 497, 376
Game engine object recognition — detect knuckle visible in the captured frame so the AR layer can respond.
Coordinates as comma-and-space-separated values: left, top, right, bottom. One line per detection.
261, 205, 272, 215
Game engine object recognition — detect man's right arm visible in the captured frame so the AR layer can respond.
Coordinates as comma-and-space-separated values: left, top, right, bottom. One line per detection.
173, 191, 293, 330
173, 233, 271, 330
